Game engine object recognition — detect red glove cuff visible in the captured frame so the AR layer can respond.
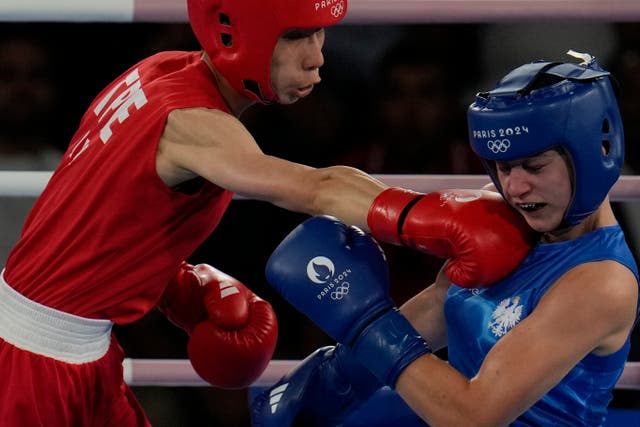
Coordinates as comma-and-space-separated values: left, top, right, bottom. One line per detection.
156, 262, 208, 333
193, 264, 251, 329
367, 187, 423, 245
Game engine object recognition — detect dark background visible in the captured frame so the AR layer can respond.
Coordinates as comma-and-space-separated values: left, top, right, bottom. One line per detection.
2, 20, 640, 426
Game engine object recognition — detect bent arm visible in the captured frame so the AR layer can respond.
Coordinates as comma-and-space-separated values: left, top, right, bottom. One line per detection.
395, 262, 638, 427
157, 107, 387, 230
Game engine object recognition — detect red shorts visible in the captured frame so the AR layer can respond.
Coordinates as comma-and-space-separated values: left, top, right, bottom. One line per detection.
0, 337, 150, 426
0, 273, 150, 426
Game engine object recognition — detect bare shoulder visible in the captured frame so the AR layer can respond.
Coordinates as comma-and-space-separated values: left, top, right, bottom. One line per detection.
157, 107, 264, 187
164, 107, 254, 149
560, 260, 637, 305
543, 259, 638, 354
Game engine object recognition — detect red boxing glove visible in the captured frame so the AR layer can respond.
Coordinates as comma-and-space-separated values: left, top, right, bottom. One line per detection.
157, 262, 278, 389
367, 188, 537, 287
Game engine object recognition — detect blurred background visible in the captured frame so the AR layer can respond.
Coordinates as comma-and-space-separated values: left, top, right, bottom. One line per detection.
1, 19, 640, 426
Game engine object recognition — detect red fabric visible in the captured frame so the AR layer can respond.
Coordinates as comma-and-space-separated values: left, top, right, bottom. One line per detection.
0, 336, 150, 427
5, 52, 233, 324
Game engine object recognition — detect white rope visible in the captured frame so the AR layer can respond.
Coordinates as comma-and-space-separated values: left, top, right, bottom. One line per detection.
0, 171, 52, 197
122, 358, 640, 389
122, 358, 298, 387
2, 172, 639, 201
0, 0, 639, 23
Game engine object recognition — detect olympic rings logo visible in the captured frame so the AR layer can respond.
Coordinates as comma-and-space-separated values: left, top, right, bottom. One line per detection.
331, 282, 350, 300
487, 139, 511, 153
331, 1, 345, 17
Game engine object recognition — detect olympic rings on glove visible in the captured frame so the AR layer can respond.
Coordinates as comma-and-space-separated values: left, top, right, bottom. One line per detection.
331, 282, 350, 300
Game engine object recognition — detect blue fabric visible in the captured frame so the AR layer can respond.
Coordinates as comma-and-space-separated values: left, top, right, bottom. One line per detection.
604, 409, 640, 426
445, 225, 639, 426
342, 387, 426, 427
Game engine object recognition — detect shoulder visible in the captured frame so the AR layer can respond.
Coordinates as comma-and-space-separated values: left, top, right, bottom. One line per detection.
157, 107, 259, 186
548, 260, 637, 313
558, 260, 637, 300
544, 260, 637, 352
164, 107, 254, 149
168, 107, 245, 133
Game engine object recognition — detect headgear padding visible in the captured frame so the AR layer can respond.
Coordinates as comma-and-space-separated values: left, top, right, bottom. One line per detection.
468, 52, 624, 226
187, 0, 347, 104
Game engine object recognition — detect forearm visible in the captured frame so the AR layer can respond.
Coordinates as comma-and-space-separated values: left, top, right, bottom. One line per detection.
395, 355, 510, 427
400, 272, 450, 351
311, 165, 388, 231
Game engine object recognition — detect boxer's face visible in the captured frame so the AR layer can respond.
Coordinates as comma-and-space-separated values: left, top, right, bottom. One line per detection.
495, 149, 572, 233
270, 28, 325, 104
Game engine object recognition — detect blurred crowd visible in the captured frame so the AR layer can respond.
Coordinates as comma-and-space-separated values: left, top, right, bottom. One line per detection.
1, 21, 640, 426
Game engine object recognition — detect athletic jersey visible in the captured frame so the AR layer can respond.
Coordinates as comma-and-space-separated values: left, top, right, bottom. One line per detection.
4, 51, 234, 324
445, 225, 639, 426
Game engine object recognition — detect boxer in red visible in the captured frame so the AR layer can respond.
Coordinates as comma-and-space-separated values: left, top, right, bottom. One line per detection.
0, 0, 534, 425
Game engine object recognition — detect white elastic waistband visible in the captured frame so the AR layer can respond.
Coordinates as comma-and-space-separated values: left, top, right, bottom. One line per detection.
0, 270, 113, 364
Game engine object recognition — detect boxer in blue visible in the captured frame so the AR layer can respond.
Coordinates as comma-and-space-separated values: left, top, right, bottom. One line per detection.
252, 51, 640, 426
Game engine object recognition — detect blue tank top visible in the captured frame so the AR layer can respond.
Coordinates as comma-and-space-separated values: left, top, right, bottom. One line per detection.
445, 225, 639, 426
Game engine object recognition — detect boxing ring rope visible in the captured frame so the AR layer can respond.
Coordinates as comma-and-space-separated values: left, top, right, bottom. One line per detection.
1, 0, 640, 23
122, 358, 298, 388
123, 358, 640, 390
1, 171, 640, 200
3, 170, 640, 389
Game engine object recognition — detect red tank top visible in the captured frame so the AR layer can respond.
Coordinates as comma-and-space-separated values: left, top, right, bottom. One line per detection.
5, 52, 233, 323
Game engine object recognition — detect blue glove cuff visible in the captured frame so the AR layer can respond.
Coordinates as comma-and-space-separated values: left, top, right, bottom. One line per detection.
334, 344, 383, 396
352, 309, 432, 387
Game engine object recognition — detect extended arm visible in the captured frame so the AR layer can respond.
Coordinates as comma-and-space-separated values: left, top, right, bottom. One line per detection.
156, 108, 535, 288
156, 107, 386, 230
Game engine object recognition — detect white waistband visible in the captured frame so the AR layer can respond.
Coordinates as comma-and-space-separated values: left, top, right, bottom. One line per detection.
0, 270, 113, 364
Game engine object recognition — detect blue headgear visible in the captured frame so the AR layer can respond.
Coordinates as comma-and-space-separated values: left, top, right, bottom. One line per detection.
468, 52, 624, 226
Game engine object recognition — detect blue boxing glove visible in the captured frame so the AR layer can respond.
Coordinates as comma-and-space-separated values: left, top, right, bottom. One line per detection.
343, 387, 427, 427
251, 344, 381, 427
266, 215, 431, 387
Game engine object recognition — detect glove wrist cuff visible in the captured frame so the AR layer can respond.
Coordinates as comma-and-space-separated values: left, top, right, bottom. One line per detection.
352, 309, 431, 388
367, 188, 423, 245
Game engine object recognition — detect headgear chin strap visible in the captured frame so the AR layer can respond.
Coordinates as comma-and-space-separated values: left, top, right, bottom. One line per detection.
187, 0, 347, 104
467, 51, 624, 226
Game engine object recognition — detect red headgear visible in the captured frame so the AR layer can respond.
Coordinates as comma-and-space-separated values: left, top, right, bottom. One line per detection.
187, 0, 348, 104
